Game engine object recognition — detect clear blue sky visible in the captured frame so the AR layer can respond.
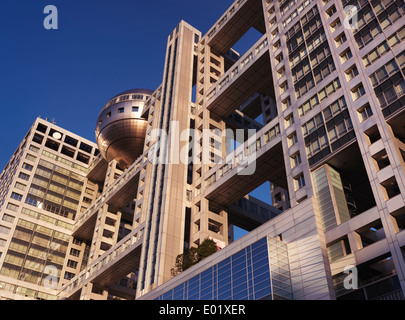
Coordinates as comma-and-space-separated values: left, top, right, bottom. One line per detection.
0, 0, 271, 222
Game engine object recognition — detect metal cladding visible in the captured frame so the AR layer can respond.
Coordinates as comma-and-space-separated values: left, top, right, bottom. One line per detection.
96, 89, 153, 169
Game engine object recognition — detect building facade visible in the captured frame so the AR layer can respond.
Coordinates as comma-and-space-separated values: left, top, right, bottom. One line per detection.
0, 118, 99, 300
1, 0, 405, 300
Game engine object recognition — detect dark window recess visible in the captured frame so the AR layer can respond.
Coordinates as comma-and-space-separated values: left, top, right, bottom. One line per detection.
382, 98, 405, 118
49, 129, 63, 140
330, 130, 356, 152
77, 152, 90, 164
94, 149, 100, 156
45, 139, 60, 152
326, 109, 350, 131
64, 135, 78, 147
364, 125, 381, 145
32, 133, 44, 145
308, 146, 331, 166
61, 145, 75, 158
79, 142, 92, 154
36, 123, 48, 134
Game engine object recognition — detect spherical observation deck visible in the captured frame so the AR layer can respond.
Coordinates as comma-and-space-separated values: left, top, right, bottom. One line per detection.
95, 89, 153, 169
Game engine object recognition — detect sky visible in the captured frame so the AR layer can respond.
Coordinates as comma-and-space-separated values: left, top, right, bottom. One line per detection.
0, 0, 272, 232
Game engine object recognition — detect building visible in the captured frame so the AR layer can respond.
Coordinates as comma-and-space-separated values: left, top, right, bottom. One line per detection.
0, 118, 99, 300
2, 0, 405, 300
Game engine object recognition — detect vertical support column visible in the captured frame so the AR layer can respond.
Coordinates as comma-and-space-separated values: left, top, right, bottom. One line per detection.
137, 21, 205, 295
193, 34, 229, 250
88, 160, 122, 265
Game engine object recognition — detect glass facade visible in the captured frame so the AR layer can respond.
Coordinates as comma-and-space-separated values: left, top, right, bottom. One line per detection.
155, 237, 292, 300
312, 165, 350, 231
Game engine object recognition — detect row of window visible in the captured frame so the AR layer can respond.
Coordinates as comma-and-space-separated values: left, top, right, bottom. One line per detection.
36, 123, 95, 155
98, 105, 140, 125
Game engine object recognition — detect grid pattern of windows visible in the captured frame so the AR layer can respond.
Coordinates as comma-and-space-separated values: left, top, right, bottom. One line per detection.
0, 219, 69, 287
155, 237, 292, 301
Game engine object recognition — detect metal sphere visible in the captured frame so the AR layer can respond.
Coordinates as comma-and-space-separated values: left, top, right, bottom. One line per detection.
96, 89, 153, 169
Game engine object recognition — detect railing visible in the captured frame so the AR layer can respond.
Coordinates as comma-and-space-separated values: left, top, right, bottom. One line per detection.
205, 119, 280, 189
206, 34, 269, 105
87, 152, 104, 175
75, 153, 145, 232
60, 226, 144, 298
206, 0, 247, 40
372, 290, 404, 300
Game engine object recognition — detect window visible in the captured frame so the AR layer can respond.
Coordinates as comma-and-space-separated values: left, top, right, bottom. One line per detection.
287, 132, 298, 147
2, 214, 15, 223
302, 113, 324, 136
264, 125, 280, 143
375, 79, 405, 109
314, 58, 336, 84
310, 44, 331, 67
15, 182, 26, 191
355, 22, 382, 49
0, 226, 11, 235
387, 26, 405, 48
345, 65, 359, 81
326, 5, 336, 17
306, 133, 328, 157
330, 18, 341, 32
280, 81, 288, 94
351, 84, 366, 101
298, 94, 319, 117
328, 118, 353, 142
64, 272, 75, 280
6, 203, 19, 212
10, 192, 23, 202
340, 49, 352, 63
294, 173, 306, 190
29, 145, 40, 153
285, 114, 294, 128
64, 135, 78, 147
32, 133, 44, 145
118, 108, 124, 114
318, 78, 341, 101
275, 53, 283, 65
282, 97, 291, 110
61, 146, 75, 158
67, 260, 78, 269
369, 59, 399, 87
357, 103, 373, 122
335, 32, 347, 47
362, 41, 390, 67
70, 248, 81, 257
22, 163, 33, 171
372, 0, 395, 15
295, 75, 315, 99
323, 96, 347, 121
396, 51, 405, 68
79, 142, 93, 154
291, 153, 302, 168
132, 106, 139, 112
18, 172, 30, 181
36, 123, 48, 134
377, 2, 405, 30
